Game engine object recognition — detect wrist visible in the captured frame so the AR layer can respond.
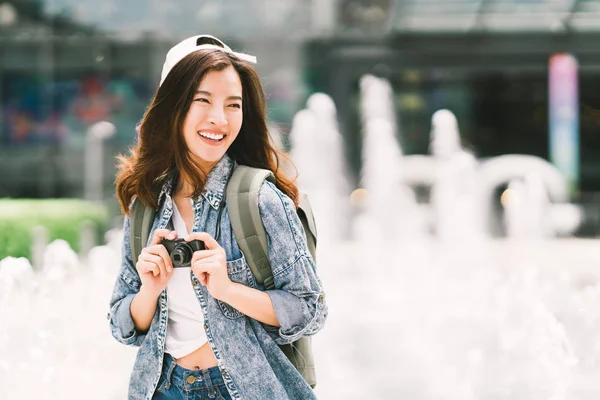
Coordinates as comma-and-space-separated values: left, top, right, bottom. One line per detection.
219, 281, 239, 304
139, 284, 163, 300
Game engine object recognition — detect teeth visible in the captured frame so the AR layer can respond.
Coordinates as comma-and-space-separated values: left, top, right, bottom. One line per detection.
198, 131, 224, 141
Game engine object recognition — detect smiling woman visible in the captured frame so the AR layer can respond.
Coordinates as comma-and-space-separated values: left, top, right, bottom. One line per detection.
109, 35, 327, 400
182, 67, 243, 173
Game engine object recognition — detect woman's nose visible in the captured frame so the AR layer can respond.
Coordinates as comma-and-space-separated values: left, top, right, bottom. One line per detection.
207, 106, 227, 126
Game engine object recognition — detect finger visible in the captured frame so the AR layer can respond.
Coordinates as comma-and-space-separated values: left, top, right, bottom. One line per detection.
151, 229, 178, 246
191, 260, 220, 274
144, 245, 174, 272
135, 261, 152, 274
185, 232, 220, 250
192, 268, 214, 286
191, 249, 221, 262
150, 229, 170, 245
197, 272, 208, 286
158, 246, 173, 273
154, 244, 174, 272
154, 254, 168, 278
137, 261, 160, 277
139, 253, 167, 277
140, 252, 163, 266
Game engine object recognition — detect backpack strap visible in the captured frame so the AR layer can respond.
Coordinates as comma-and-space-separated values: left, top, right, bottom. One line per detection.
226, 166, 277, 289
224, 166, 320, 388
130, 198, 157, 266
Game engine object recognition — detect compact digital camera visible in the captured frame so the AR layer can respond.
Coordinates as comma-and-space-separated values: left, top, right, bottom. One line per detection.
161, 239, 205, 268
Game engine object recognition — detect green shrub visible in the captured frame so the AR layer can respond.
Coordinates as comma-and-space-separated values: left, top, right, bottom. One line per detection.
0, 199, 110, 261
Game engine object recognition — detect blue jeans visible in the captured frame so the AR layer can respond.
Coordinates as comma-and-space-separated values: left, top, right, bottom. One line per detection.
152, 353, 232, 400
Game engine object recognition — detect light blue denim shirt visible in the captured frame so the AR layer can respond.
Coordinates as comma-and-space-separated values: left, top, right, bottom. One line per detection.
108, 154, 327, 400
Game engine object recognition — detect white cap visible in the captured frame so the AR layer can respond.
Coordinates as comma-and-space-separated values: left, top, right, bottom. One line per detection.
159, 34, 257, 86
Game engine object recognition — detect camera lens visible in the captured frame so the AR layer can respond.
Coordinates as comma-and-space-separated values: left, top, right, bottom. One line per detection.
171, 244, 192, 267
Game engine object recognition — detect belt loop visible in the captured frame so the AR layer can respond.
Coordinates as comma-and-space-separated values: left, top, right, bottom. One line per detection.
163, 355, 177, 390
202, 369, 217, 398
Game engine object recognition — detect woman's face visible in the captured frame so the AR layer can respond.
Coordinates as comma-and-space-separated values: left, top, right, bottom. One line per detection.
182, 66, 243, 170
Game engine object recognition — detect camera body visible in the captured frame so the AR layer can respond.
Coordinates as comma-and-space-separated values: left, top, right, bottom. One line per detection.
161, 238, 205, 268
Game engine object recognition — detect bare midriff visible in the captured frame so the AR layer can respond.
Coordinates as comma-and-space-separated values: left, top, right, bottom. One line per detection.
175, 343, 218, 370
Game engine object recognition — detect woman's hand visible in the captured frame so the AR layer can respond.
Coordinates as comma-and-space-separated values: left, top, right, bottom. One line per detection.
187, 232, 232, 301
135, 229, 177, 296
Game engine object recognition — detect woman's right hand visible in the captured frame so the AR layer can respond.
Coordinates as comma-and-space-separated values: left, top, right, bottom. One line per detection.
135, 229, 177, 296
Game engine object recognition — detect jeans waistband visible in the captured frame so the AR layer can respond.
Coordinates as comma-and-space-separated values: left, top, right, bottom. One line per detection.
162, 352, 225, 393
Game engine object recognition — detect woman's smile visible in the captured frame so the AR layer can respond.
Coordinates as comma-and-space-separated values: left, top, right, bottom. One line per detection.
182, 66, 243, 168
197, 130, 226, 145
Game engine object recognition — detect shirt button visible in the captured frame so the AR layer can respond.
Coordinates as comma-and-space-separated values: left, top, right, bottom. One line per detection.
186, 375, 197, 384
204, 323, 208, 330
318, 295, 324, 302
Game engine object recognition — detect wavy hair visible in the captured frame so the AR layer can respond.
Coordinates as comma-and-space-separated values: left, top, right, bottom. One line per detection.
115, 48, 298, 215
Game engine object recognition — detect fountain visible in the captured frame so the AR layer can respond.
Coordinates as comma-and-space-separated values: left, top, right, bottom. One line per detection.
429, 109, 483, 240
329, 75, 582, 399
478, 154, 582, 238
357, 75, 426, 243
503, 174, 552, 239
0, 76, 599, 400
290, 93, 352, 244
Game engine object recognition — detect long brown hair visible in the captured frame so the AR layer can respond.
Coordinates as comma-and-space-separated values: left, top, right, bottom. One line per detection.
115, 48, 298, 215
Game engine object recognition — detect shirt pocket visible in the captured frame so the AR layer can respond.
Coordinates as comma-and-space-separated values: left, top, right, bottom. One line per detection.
217, 255, 256, 319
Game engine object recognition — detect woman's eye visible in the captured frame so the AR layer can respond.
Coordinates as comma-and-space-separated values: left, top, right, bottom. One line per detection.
194, 98, 209, 103
229, 103, 241, 109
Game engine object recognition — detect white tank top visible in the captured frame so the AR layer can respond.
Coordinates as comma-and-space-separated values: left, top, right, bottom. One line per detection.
164, 199, 208, 358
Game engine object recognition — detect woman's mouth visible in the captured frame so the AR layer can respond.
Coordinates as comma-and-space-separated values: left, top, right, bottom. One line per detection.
197, 131, 225, 144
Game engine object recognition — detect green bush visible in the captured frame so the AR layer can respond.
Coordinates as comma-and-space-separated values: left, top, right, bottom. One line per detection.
0, 199, 110, 261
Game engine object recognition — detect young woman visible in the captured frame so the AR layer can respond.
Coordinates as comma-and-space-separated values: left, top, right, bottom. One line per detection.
109, 35, 327, 400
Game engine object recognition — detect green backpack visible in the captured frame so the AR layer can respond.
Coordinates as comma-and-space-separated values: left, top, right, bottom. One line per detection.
130, 166, 318, 388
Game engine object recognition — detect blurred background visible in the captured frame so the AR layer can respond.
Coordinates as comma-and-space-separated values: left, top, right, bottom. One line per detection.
3, 0, 600, 399
2, 0, 600, 218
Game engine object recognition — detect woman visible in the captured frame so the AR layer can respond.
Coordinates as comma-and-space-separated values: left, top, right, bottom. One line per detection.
109, 35, 327, 400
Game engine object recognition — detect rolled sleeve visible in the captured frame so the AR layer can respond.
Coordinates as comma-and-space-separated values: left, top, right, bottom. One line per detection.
108, 215, 147, 347
109, 292, 145, 346
259, 182, 328, 344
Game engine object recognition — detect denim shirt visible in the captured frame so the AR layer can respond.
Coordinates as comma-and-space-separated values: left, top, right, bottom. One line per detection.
108, 154, 328, 400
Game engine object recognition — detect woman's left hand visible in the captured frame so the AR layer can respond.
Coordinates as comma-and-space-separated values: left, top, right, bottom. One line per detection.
186, 232, 232, 301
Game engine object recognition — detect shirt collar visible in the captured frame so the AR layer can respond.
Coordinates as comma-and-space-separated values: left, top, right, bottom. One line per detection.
157, 154, 234, 210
